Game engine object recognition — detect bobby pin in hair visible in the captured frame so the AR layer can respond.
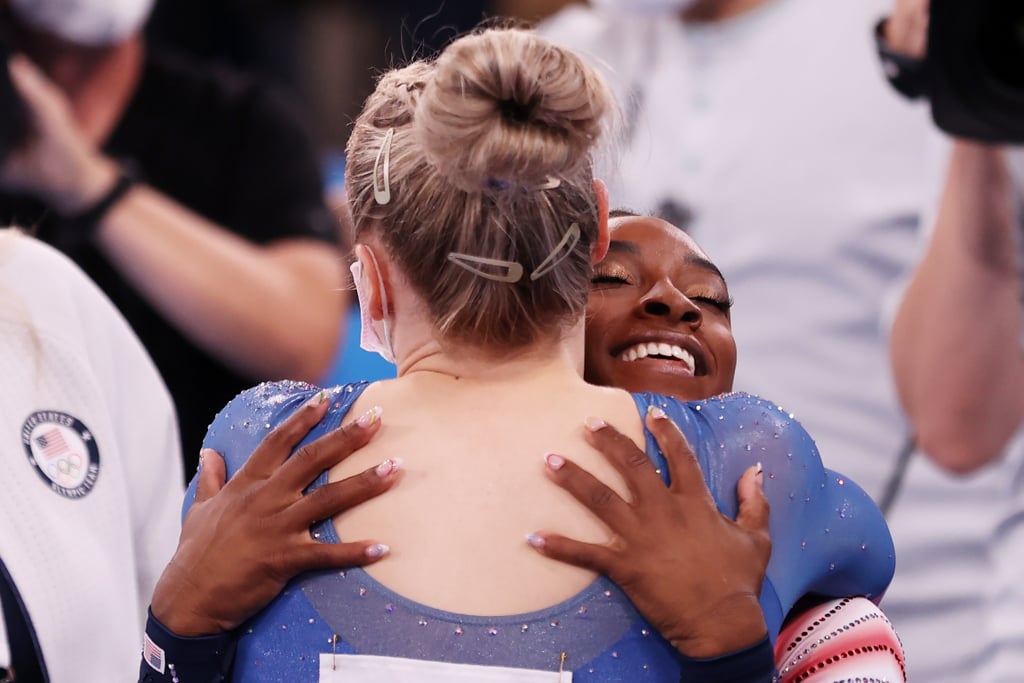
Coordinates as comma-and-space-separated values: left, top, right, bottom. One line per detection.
447, 222, 580, 283
529, 222, 580, 280
373, 128, 395, 205
446, 253, 525, 283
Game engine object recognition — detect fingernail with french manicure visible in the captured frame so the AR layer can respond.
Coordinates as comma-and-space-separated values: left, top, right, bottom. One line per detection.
375, 458, 404, 478
583, 416, 606, 432
544, 453, 565, 471
525, 533, 546, 549
365, 543, 390, 559
356, 406, 383, 427
755, 461, 764, 486
647, 405, 668, 420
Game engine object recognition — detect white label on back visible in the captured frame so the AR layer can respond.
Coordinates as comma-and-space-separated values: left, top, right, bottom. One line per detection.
318, 653, 573, 682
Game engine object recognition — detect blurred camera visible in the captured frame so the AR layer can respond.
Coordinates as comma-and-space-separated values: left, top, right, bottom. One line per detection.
928, 0, 1024, 143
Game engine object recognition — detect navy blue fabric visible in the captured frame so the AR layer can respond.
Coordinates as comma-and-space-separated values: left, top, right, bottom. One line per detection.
138, 609, 235, 682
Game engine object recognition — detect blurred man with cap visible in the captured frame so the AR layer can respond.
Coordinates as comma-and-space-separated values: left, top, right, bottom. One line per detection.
0, 0, 346, 474
876, 1, 1024, 678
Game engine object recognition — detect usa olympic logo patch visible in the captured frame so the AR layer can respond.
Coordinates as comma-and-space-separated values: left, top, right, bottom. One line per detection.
21, 411, 100, 499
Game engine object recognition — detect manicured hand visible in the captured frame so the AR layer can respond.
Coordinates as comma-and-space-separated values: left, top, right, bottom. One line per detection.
150, 393, 401, 636
528, 406, 771, 659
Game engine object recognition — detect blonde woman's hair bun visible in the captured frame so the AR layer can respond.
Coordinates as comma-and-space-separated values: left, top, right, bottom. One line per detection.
344, 25, 614, 351
414, 27, 611, 192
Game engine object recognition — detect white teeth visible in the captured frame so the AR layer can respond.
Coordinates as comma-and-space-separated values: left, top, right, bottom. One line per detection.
618, 342, 695, 372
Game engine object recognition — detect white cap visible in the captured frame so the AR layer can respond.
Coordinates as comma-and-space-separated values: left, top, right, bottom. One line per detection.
9, 0, 155, 47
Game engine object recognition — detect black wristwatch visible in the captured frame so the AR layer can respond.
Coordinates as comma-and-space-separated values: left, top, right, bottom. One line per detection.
55, 169, 138, 249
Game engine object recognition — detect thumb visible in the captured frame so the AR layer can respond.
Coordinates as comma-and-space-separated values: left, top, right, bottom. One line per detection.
735, 463, 770, 538
194, 448, 227, 504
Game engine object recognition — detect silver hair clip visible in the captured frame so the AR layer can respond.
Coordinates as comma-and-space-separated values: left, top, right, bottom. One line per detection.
446, 253, 525, 283
534, 176, 561, 190
373, 128, 395, 205
446, 222, 581, 284
529, 222, 580, 281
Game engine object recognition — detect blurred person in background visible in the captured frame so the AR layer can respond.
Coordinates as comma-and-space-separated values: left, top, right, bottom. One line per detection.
0, 0, 346, 476
142, 0, 499, 167
878, 0, 1024, 678
536, 0, 930, 505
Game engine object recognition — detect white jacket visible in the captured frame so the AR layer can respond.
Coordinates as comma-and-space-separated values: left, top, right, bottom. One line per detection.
0, 232, 183, 681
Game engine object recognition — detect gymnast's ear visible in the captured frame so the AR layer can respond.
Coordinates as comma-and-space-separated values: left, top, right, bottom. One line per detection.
353, 243, 389, 320
592, 178, 610, 265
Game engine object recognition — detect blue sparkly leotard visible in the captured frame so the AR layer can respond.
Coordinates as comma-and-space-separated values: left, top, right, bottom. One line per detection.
187, 381, 894, 682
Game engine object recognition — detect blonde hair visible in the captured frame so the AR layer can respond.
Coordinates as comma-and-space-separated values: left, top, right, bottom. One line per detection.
345, 27, 612, 351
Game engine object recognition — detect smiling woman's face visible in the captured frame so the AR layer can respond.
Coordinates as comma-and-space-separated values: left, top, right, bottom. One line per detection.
584, 215, 737, 401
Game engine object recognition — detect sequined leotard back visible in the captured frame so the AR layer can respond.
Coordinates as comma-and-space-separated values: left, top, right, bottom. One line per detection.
188, 381, 894, 682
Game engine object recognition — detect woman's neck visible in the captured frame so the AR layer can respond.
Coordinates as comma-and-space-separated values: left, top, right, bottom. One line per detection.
394, 319, 588, 389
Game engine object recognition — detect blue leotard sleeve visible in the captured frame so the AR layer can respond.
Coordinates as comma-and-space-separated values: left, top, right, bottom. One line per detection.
180, 381, 367, 517
632, 392, 895, 639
